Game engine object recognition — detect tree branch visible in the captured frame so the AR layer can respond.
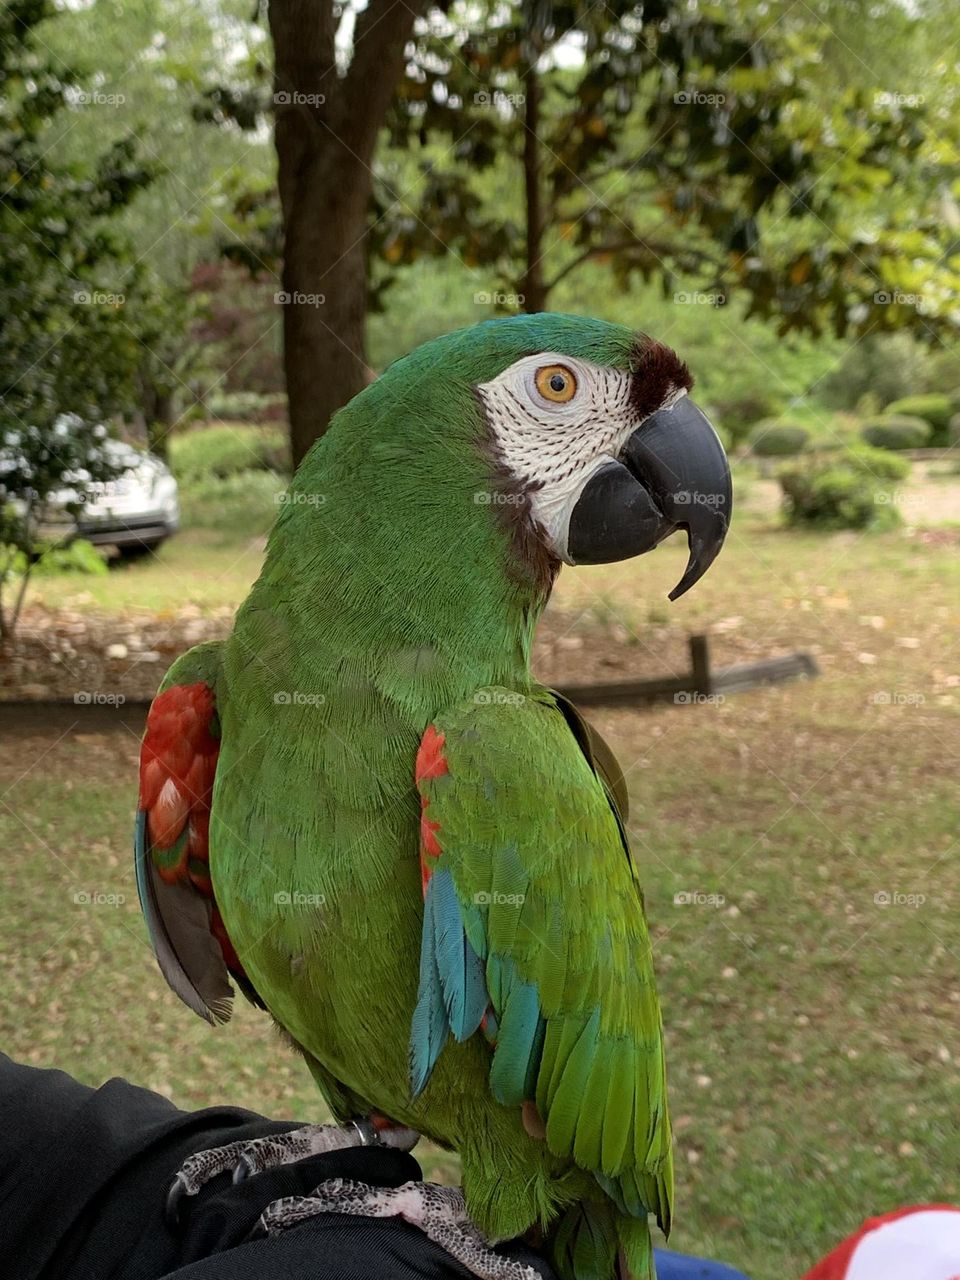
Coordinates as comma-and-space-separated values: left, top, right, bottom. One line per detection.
340, 0, 431, 158
546, 238, 724, 292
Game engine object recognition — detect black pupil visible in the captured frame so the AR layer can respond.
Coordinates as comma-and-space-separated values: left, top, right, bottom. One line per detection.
549, 373, 566, 392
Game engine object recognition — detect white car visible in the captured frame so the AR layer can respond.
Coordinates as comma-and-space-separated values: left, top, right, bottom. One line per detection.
3, 434, 180, 558
71, 441, 180, 557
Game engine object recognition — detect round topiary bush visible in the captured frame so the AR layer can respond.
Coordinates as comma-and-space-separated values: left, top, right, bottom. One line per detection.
859, 415, 932, 451
883, 394, 953, 445
949, 412, 960, 446
749, 421, 810, 458
777, 446, 909, 530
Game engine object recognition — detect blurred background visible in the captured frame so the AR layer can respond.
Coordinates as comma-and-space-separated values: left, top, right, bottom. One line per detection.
1, 1, 958, 1277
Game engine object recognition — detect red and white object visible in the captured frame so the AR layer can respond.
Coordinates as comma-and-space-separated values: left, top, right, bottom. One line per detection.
801, 1206, 960, 1280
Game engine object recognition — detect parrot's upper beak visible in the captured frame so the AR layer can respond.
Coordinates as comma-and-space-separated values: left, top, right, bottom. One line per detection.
566, 395, 732, 599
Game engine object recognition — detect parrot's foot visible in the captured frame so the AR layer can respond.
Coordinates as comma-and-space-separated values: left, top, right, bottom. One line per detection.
165, 1118, 419, 1228
256, 1178, 543, 1280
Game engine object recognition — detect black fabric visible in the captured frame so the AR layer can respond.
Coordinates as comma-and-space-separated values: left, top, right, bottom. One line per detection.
0, 1053, 554, 1280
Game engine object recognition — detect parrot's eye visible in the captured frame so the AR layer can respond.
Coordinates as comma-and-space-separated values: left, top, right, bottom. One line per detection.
534, 364, 578, 405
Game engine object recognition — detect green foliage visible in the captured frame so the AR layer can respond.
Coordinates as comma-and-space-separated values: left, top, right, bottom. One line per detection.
860, 416, 932, 451
950, 413, 960, 446
32, 538, 108, 577
169, 425, 289, 481
750, 421, 810, 457
707, 389, 785, 448
819, 334, 931, 410
179, 470, 284, 537
883, 395, 954, 445
0, 0, 156, 637
777, 446, 909, 529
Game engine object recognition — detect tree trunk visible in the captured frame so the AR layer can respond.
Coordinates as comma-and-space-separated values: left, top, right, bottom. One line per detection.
268, 0, 429, 467
277, 147, 372, 467
521, 63, 548, 314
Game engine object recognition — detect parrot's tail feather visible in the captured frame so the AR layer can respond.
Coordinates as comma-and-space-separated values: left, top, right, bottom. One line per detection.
545, 1198, 617, 1280
545, 1199, 656, 1280
615, 1215, 656, 1280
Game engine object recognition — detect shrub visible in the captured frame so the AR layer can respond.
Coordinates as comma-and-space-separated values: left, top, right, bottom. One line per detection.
949, 412, 960, 446
179, 470, 285, 538
819, 333, 930, 410
169, 424, 289, 481
883, 394, 953, 445
860, 415, 932, 451
777, 446, 908, 530
707, 388, 784, 447
0, 537, 110, 578
749, 421, 810, 457
841, 445, 911, 482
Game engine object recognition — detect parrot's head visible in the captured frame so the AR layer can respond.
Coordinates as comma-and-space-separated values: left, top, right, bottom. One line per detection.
464, 315, 731, 601
310, 313, 730, 604
278, 315, 732, 670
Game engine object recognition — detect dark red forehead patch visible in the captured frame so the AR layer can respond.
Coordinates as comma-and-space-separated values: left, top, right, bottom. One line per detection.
629, 336, 694, 421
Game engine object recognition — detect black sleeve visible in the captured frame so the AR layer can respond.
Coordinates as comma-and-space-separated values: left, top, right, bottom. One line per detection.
0, 1053, 553, 1280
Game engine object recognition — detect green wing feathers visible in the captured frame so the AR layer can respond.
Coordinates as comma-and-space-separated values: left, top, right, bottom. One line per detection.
412, 689, 673, 1236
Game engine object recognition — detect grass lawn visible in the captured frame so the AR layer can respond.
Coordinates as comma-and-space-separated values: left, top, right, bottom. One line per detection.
2, 468, 958, 1279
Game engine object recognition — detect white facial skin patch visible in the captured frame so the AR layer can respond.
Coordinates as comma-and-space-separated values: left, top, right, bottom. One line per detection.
477, 352, 683, 562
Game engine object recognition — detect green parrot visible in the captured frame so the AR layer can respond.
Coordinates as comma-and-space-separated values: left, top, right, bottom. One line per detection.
135, 314, 731, 1280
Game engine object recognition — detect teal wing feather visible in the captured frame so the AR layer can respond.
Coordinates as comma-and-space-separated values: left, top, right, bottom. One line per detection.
410, 688, 673, 1234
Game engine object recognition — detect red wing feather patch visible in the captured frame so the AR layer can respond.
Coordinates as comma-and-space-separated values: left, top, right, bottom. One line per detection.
139, 682, 219, 893
415, 725, 448, 896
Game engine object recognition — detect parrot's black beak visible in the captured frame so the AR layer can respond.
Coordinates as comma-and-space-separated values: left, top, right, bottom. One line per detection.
566, 396, 732, 600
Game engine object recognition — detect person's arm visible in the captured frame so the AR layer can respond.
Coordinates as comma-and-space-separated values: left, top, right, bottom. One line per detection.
0, 1053, 553, 1280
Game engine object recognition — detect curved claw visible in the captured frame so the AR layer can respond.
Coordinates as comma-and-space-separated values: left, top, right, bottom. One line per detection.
232, 1154, 255, 1185
165, 1174, 188, 1231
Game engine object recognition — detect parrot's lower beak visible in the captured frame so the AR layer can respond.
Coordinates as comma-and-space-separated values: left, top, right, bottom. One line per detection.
566, 396, 732, 600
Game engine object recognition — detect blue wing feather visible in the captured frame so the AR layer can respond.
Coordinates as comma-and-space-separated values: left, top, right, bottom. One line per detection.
410, 867, 488, 1095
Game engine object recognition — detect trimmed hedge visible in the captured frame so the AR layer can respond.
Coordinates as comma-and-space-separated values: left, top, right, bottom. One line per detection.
777, 446, 909, 529
860, 415, 932, 451
749, 421, 810, 457
883, 394, 953, 445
